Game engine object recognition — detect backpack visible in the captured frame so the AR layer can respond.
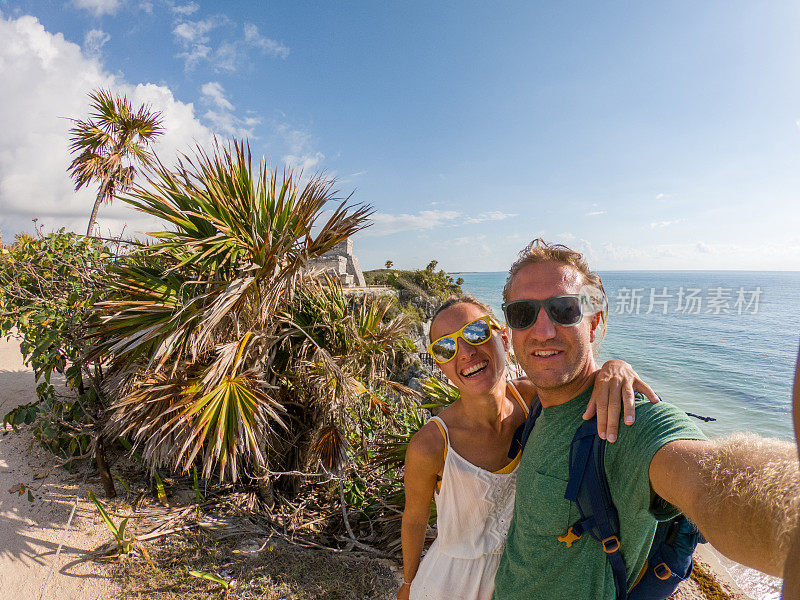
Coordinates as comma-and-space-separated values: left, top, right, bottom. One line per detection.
509, 401, 703, 600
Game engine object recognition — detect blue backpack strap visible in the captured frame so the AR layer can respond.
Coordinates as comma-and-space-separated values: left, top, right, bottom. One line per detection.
565, 419, 629, 600
508, 397, 542, 459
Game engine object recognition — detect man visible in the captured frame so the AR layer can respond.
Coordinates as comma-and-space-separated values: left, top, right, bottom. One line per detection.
492, 239, 800, 600
784, 350, 800, 599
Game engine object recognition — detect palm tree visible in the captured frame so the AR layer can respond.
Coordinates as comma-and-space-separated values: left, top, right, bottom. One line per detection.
68, 89, 164, 236
87, 140, 381, 485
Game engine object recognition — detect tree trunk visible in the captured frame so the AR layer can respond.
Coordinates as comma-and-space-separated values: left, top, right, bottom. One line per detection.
86, 177, 111, 237
96, 435, 116, 498
255, 457, 275, 509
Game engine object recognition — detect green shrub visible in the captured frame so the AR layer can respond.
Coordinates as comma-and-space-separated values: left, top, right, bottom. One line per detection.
0, 229, 110, 457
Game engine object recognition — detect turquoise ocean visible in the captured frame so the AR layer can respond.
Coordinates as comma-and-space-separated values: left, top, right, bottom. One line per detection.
458, 270, 799, 599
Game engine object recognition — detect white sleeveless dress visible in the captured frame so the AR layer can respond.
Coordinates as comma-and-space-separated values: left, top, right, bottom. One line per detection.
409, 383, 527, 600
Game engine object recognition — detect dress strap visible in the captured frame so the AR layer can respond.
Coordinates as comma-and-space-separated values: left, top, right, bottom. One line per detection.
430, 416, 449, 464
506, 380, 529, 416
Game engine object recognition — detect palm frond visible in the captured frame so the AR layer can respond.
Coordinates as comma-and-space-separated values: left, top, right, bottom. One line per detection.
68, 88, 164, 233
312, 423, 349, 473
92, 139, 378, 483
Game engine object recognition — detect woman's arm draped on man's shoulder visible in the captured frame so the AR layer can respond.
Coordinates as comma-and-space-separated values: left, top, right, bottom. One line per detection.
398, 423, 445, 600
585, 359, 660, 441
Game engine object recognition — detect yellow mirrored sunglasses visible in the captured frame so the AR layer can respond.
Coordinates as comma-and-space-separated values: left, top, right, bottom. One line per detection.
426, 316, 499, 363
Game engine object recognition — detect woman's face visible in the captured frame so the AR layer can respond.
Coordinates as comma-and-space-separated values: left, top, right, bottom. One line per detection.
429, 302, 509, 395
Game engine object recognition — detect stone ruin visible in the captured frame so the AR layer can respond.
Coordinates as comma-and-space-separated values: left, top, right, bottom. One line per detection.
307, 238, 366, 287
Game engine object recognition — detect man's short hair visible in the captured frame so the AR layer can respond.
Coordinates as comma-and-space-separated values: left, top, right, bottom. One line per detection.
503, 238, 608, 342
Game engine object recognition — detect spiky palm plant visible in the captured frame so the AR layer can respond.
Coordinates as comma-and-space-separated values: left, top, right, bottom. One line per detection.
89, 140, 374, 482
364, 375, 459, 551
68, 89, 164, 236
286, 279, 416, 474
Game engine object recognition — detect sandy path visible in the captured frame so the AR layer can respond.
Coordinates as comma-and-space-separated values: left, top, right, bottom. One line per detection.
0, 334, 117, 600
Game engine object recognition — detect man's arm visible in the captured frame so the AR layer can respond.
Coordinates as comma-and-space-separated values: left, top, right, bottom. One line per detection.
783, 347, 800, 598
649, 435, 800, 577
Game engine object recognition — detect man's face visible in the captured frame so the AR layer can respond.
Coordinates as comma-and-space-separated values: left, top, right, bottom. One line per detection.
506, 261, 599, 393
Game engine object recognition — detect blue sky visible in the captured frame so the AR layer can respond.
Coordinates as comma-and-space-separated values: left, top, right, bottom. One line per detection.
1, 1, 799, 270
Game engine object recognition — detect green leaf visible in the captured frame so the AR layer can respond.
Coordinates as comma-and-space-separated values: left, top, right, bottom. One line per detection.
192, 467, 204, 504
117, 517, 129, 541
113, 473, 131, 493
87, 489, 119, 538
188, 570, 230, 590
153, 470, 168, 505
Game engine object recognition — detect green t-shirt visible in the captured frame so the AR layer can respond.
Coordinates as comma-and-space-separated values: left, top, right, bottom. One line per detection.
493, 387, 706, 600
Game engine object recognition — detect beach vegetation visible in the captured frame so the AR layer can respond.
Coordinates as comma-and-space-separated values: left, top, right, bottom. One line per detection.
1, 132, 457, 558
68, 88, 164, 236
364, 264, 462, 303
116, 530, 398, 599
85, 139, 424, 513
364, 263, 464, 330
88, 489, 133, 554
0, 228, 118, 495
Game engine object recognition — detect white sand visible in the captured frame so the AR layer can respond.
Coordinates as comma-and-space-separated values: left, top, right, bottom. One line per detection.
0, 334, 118, 600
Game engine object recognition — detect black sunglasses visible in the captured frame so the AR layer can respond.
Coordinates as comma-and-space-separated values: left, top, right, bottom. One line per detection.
501, 295, 587, 330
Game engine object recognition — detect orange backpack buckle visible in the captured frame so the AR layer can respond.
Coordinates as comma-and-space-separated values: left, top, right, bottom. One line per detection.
601, 535, 621, 553
654, 562, 672, 580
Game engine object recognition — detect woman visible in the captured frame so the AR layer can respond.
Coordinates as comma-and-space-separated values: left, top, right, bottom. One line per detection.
398, 296, 656, 600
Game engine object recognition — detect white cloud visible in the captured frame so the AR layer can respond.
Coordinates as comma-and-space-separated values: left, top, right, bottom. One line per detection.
202, 109, 260, 139
284, 151, 325, 173
171, 2, 199, 16
600, 242, 648, 262
138, 2, 154, 14
695, 241, 714, 254
585, 210, 606, 217
367, 210, 461, 236
243, 23, 289, 58
173, 17, 288, 71
364, 209, 520, 237
197, 82, 261, 138
581, 240, 800, 270
656, 193, 670, 200
649, 219, 683, 229
173, 16, 226, 46
277, 123, 325, 172
72, 0, 121, 17
0, 14, 214, 240
208, 41, 240, 72
463, 211, 517, 224
178, 44, 211, 70
200, 81, 233, 110
83, 28, 110, 58
443, 234, 488, 247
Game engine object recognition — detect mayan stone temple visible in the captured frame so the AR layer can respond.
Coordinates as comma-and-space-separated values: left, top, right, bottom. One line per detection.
307, 238, 366, 287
